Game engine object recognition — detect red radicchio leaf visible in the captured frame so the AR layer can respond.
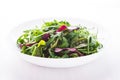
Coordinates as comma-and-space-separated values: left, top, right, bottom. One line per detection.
25, 42, 37, 46
42, 33, 50, 41
19, 42, 37, 48
19, 44, 23, 49
55, 48, 77, 53
56, 25, 67, 32
66, 48, 77, 52
54, 48, 84, 56
54, 48, 63, 53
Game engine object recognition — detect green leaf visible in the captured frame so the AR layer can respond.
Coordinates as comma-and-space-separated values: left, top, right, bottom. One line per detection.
32, 46, 37, 56
58, 37, 69, 48
48, 49, 55, 58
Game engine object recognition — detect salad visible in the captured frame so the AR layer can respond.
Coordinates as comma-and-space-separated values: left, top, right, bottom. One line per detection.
17, 20, 103, 58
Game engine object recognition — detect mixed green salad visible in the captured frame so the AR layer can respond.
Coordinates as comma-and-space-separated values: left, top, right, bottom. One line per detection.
17, 20, 103, 58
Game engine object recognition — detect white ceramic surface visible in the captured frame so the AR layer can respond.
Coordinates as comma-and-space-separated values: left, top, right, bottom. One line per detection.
10, 18, 103, 68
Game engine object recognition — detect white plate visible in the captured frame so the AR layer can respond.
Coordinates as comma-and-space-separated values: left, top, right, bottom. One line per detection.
10, 18, 104, 68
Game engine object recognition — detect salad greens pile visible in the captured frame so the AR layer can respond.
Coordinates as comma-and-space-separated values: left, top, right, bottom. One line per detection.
17, 20, 103, 58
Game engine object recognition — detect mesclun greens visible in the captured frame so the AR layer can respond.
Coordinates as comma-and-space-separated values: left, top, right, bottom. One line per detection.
17, 20, 103, 58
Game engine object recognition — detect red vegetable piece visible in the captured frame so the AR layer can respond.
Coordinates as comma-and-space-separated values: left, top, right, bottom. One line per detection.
26, 42, 36, 46
42, 33, 50, 41
66, 48, 77, 52
56, 25, 67, 32
19, 44, 23, 49
55, 48, 63, 53
19, 42, 36, 48
54, 48, 84, 56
